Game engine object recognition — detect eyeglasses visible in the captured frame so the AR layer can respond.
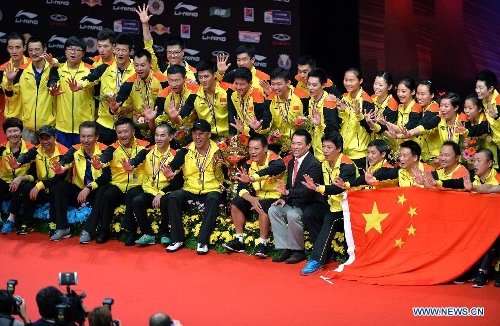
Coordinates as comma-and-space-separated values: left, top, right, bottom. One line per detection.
166, 50, 182, 56
66, 47, 83, 53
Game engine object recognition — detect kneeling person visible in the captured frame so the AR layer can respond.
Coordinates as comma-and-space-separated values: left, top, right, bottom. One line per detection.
222, 134, 286, 258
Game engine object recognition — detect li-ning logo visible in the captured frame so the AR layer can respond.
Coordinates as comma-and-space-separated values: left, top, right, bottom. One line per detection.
0, 32, 6, 44
202, 27, 226, 42
184, 48, 200, 62
113, 0, 137, 11
174, 2, 198, 17
15, 10, 38, 25
46, 0, 70, 5
80, 16, 103, 30
47, 35, 67, 49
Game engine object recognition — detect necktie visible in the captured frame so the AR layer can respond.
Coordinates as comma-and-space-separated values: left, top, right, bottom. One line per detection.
292, 158, 299, 186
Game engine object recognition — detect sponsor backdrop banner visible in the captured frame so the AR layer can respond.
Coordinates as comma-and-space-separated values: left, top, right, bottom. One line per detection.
0, 0, 300, 73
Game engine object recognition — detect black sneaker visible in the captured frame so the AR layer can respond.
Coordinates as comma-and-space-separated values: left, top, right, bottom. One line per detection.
17, 224, 34, 235
255, 243, 268, 258
222, 238, 245, 253
124, 231, 136, 246
495, 275, 500, 288
453, 271, 475, 284
472, 271, 488, 288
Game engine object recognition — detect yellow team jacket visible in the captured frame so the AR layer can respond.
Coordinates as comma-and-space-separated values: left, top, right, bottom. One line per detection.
0, 140, 34, 183
1, 56, 32, 119
61, 142, 108, 190
108, 138, 149, 192
142, 146, 177, 196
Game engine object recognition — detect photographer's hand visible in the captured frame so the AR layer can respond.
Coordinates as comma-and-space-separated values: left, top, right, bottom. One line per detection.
19, 298, 31, 324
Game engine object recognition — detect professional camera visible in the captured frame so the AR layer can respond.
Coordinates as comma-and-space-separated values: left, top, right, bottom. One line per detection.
56, 272, 86, 326
102, 298, 119, 326
6, 280, 22, 315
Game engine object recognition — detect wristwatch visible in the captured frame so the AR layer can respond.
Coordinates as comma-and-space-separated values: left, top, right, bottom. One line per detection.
86, 183, 93, 190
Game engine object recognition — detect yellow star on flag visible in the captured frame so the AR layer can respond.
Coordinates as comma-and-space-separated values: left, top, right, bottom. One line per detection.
408, 206, 417, 217
407, 224, 416, 236
395, 238, 405, 248
397, 194, 407, 205
362, 201, 389, 234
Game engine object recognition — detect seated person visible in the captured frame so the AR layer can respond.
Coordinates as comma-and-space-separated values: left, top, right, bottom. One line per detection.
0, 118, 34, 234
222, 134, 286, 258
163, 119, 225, 255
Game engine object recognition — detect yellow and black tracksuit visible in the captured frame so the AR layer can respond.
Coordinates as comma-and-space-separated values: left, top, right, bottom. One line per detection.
144, 39, 197, 82
413, 101, 440, 163
370, 94, 398, 136
154, 83, 199, 127
0, 56, 31, 119
368, 161, 435, 187
0, 140, 34, 183
463, 112, 499, 169
227, 87, 271, 136
218, 66, 270, 94
307, 91, 339, 160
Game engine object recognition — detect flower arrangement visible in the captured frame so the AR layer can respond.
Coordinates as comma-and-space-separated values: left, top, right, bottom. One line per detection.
267, 129, 290, 154
459, 137, 480, 168
95, 91, 116, 103
294, 115, 312, 130
173, 125, 191, 146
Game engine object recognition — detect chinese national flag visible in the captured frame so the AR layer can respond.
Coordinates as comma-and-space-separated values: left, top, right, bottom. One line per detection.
323, 187, 500, 285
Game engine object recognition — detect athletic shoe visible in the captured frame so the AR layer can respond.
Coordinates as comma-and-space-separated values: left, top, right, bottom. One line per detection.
495, 276, 500, 288
1, 220, 15, 234
135, 234, 155, 245
160, 236, 171, 245
166, 242, 183, 252
17, 224, 34, 235
472, 271, 488, 288
222, 239, 245, 253
300, 259, 324, 275
50, 228, 71, 241
255, 243, 268, 258
124, 231, 136, 246
95, 230, 109, 244
453, 272, 475, 284
79, 231, 91, 244
197, 243, 208, 255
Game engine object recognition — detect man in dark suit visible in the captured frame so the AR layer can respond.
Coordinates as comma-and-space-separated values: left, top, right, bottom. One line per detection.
268, 129, 329, 264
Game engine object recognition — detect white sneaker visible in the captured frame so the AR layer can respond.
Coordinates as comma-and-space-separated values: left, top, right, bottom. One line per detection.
197, 243, 208, 255
50, 228, 71, 241
166, 242, 183, 252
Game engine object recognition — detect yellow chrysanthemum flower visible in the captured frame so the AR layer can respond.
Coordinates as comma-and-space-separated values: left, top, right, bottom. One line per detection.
244, 236, 254, 245
305, 241, 313, 250
48, 222, 57, 230
113, 223, 122, 233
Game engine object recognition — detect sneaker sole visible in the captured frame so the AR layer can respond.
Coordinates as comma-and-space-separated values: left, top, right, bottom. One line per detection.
255, 253, 268, 258
222, 244, 245, 253
79, 240, 91, 244
472, 281, 488, 288
197, 250, 209, 255
51, 234, 71, 242
166, 244, 183, 252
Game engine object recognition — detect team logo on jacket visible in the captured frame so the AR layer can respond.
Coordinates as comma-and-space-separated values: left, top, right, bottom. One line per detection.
80, 16, 103, 31
174, 2, 198, 17
15, 10, 38, 25
148, 0, 165, 15
113, 0, 137, 12
202, 27, 226, 42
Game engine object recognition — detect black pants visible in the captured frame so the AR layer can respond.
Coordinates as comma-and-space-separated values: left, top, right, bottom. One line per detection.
14, 181, 52, 225
83, 184, 142, 234
479, 236, 500, 271
309, 211, 344, 264
97, 122, 117, 146
303, 203, 334, 244
132, 192, 170, 236
167, 190, 221, 244
50, 180, 96, 229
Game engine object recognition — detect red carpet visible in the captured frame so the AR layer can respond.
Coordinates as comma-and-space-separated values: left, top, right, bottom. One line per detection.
1, 233, 499, 325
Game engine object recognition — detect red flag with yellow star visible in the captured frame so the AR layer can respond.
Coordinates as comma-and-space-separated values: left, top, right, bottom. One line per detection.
323, 187, 500, 285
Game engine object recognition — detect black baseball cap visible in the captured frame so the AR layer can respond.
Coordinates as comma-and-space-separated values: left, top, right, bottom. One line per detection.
192, 119, 211, 132
38, 125, 57, 137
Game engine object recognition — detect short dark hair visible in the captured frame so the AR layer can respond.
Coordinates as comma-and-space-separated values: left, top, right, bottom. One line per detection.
441, 141, 461, 157
149, 312, 172, 326
440, 92, 461, 109
400, 140, 421, 158
235, 44, 255, 58
36, 286, 62, 319
97, 28, 116, 43
7, 32, 25, 46
476, 69, 498, 89
134, 48, 152, 63
0, 290, 14, 315
165, 36, 185, 50
248, 134, 268, 148
308, 68, 328, 85
195, 60, 216, 74
115, 33, 134, 50
166, 64, 186, 77
292, 128, 312, 145
296, 55, 316, 68
64, 36, 86, 51
233, 67, 252, 83
79, 121, 98, 136
270, 67, 290, 82
114, 117, 135, 130
156, 123, 174, 136
88, 306, 112, 326
367, 139, 389, 156
321, 131, 343, 151
3, 117, 23, 133
477, 148, 494, 162
27, 36, 45, 49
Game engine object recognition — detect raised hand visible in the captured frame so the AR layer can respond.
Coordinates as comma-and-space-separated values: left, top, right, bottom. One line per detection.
142, 103, 157, 122
486, 103, 498, 119
455, 120, 466, 134
5, 63, 19, 81
274, 179, 288, 196
42, 53, 56, 67
6, 155, 21, 169
48, 83, 65, 96
353, 98, 362, 115
161, 164, 175, 179
463, 173, 472, 191
90, 155, 103, 170
235, 167, 252, 183
311, 109, 321, 126
167, 99, 181, 122
259, 80, 272, 96
230, 117, 244, 132
216, 53, 231, 74
247, 115, 263, 130
334, 177, 346, 189
136, 3, 152, 23
364, 169, 376, 185
423, 170, 437, 188
301, 174, 316, 191
411, 166, 424, 185
67, 77, 82, 92
107, 97, 122, 113
120, 158, 134, 172
51, 161, 68, 175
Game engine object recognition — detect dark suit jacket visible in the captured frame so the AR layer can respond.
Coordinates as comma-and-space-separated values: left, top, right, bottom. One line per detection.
285, 152, 327, 209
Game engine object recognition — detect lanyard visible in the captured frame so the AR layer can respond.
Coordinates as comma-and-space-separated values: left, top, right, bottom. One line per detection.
277, 88, 292, 123
137, 73, 153, 106
170, 91, 184, 111
204, 90, 217, 133
152, 149, 171, 181
239, 87, 253, 121
116, 64, 129, 90
195, 144, 211, 183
